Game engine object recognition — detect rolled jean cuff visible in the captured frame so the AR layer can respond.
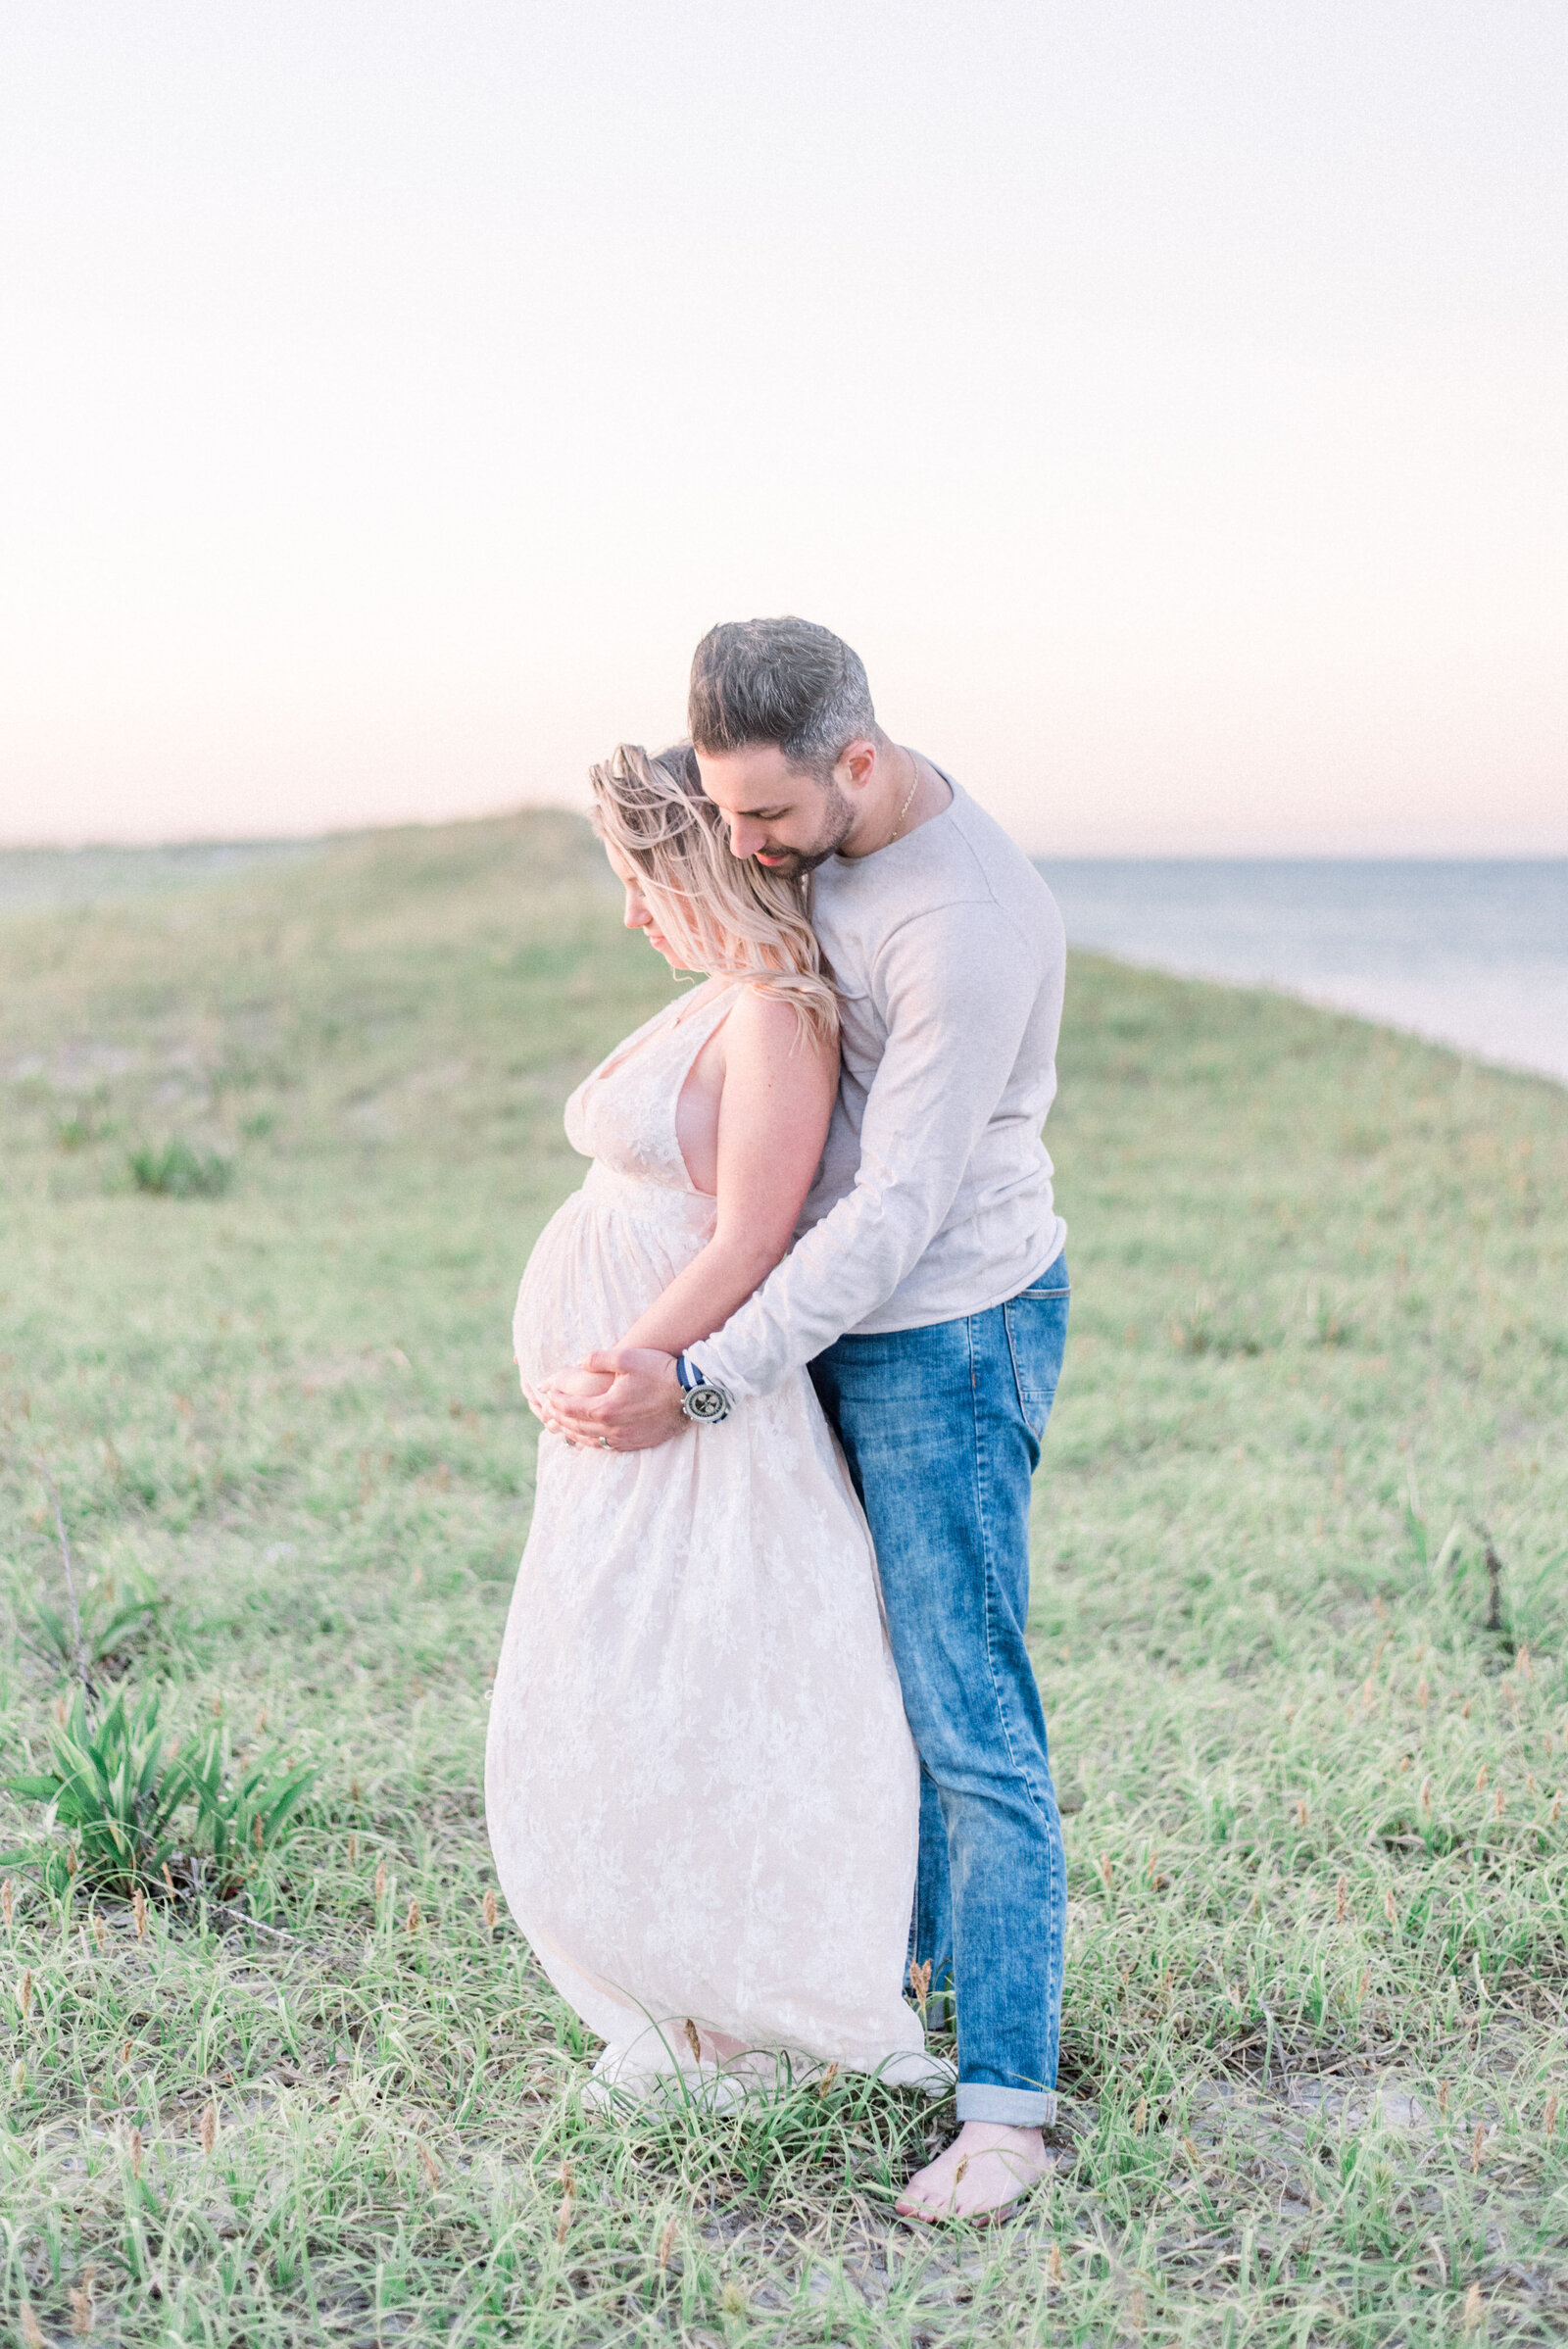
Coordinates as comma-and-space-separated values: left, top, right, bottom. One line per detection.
955, 2083, 1056, 2127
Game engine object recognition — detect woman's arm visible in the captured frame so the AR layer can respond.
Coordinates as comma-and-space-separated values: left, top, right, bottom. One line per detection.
619, 987, 837, 1353
533, 989, 837, 1439
536, 991, 834, 1395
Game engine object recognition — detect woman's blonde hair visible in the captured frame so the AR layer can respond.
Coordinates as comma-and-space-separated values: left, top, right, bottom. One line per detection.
588, 742, 838, 1045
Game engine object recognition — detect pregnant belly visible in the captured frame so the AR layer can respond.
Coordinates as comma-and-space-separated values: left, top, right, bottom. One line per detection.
513, 1165, 714, 1394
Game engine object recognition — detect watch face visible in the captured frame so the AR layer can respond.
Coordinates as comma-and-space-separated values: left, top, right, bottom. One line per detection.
685, 1383, 730, 1423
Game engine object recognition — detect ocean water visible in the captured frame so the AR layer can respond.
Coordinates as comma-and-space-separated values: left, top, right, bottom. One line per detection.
1039, 859, 1568, 1087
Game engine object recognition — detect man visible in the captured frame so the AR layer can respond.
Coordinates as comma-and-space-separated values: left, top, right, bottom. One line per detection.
550, 616, 1070, 2223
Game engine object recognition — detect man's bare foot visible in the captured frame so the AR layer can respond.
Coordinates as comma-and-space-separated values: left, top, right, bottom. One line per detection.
896, 2121, 1054, 2225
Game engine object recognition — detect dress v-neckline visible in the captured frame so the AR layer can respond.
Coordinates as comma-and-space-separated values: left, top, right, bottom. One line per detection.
591, 977, 737, 1089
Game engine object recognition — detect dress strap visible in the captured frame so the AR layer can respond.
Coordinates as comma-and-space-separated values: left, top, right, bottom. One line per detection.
670, 975, 746, 1039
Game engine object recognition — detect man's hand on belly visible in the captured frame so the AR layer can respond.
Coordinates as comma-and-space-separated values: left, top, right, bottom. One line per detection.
541, 1347, 686, 1451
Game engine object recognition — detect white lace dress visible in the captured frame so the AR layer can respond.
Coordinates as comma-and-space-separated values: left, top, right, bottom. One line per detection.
485, 979, 931, 2092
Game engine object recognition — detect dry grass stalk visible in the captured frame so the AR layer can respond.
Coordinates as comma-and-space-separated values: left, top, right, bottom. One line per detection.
69, 2266, 96, 2339
482, 1888, 498, 1934
1, 1880, 13, 1931
199, 2100, 219, 2155
657, 2214, 678, 2270
682, 2017, 702, 2066
417, 2140, 442, 2188
132, 1886, 147, 1940
20, 2303, 44, 2349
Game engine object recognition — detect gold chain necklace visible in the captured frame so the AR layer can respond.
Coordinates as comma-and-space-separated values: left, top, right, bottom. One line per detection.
886, 749, 921, 848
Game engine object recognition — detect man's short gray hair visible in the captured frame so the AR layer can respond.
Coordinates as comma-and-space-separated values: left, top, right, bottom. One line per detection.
688, 617, 876, 776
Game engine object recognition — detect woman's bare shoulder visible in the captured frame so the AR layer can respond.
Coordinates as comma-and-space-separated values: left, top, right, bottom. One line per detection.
724, 985, 838, 1072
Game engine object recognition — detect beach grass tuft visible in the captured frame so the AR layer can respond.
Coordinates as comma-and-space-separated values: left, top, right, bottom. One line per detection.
1, 812, 1565, 2342
126, 1138, 234, 1199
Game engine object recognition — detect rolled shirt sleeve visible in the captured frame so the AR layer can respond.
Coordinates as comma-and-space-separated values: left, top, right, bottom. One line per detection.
694, 901, 1042, 1400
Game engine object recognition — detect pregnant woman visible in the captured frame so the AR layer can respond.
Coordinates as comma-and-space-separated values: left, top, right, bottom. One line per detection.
485, 742, 938, 2099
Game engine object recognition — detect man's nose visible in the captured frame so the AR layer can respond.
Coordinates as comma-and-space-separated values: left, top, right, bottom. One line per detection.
729, 816, 764, 858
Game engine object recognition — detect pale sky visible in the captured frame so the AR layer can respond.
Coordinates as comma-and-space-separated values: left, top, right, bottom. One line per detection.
2, 1, 1565, 854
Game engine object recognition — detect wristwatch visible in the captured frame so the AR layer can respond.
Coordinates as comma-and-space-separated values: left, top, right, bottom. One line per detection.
675, 1354, 734, 1425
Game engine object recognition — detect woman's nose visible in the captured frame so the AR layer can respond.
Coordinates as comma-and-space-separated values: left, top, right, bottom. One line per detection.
624, 893, 651, 929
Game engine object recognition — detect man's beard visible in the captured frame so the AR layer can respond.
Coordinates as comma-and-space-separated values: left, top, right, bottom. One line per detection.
753, 780, 855, 879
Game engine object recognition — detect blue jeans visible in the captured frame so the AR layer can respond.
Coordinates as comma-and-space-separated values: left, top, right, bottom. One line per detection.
809, 1252, 1070, 2126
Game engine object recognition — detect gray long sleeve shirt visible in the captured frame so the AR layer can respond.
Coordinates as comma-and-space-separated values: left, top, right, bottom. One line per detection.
697, 776, 1067, 1401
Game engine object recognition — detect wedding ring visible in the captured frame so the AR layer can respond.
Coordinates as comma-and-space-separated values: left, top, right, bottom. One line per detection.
599, 1436, 611, 1449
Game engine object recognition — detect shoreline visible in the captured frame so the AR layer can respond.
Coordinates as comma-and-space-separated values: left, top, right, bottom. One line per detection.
1065, 944, 1568, 1092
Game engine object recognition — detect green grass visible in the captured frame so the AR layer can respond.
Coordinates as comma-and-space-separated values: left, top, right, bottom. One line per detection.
1, 813, 1565, 2346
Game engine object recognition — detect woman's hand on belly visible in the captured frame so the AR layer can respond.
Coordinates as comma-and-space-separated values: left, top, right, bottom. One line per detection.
538, 1367, 615, 1402
533, 1365, 616, 1442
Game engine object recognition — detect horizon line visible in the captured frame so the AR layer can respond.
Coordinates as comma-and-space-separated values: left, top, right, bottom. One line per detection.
3, 810, 1567, 865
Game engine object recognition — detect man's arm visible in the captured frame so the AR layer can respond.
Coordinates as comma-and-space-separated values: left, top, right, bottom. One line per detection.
696, 901, 1041, 1395
549, 900, 1042, 1444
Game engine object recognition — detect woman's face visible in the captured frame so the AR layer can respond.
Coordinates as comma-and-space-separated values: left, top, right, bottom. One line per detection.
605, 845, 688, 970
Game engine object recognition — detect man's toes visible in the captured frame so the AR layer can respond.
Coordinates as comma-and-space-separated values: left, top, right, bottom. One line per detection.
895, 2166, 944, 2219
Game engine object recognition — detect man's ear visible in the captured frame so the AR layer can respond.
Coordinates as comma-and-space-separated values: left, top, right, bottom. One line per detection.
836, 738, 878, 794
